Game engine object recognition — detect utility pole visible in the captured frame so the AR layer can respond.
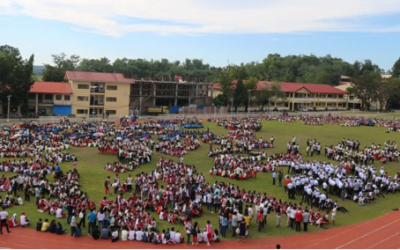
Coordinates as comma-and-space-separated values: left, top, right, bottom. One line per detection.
7, 95, 12, 123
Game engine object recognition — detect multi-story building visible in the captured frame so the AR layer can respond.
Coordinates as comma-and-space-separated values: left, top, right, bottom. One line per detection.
28, 81, 73, 115
130, 80, 213, 114
256, 81, 348, 111
65, 71, 134, 117
28, 71, 134, 117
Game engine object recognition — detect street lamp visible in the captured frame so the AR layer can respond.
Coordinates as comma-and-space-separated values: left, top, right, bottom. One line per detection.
7, 95, 11, 123
230, 98, 234, 116
247, 89, 252, 116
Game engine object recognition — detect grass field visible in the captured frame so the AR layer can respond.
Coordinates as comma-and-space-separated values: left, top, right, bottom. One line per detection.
2, 120, 400, 240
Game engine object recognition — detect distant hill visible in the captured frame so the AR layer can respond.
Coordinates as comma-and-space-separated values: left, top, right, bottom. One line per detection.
33, 65, 45, 75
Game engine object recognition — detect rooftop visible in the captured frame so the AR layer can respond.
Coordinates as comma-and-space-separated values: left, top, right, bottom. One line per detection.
30, 81, 72, 95
257, 81, 347, 94
65, 71, 135, 83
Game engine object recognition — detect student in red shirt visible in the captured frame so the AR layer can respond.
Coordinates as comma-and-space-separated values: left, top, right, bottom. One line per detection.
257, 209, 264, 232
295, 208, 303, 232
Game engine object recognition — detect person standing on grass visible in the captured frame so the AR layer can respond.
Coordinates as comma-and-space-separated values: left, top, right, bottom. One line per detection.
220, 214, 228, 238
185, 219, 192, 245
70, 215, 77, 237
331, 207, 337, 226
35, 187, 41, 208
276, 205, 281, 227
78, 208, 86, 228
231, 211, 238, 237
238, 219, 246, 242
126, 174, 133, 193
104, 176, 110, 195
278, 170, 283, 187
191, 222, 199, 245
257, 209, 264, 232
88, 209, 96, 235
295, 207, 303, 232
205, 221, 213, 246
272, 170, 277, 185
289, 205, 296, 229
263, 205, 268, 226
97, 208, 105, 231
0, 207, 10, 234
303, 209, 310, 232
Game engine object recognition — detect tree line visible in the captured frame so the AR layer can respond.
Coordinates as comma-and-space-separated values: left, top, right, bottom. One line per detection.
1, 44, 400, 114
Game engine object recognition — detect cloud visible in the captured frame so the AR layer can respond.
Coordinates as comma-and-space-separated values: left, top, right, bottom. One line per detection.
1, 0, 400, 36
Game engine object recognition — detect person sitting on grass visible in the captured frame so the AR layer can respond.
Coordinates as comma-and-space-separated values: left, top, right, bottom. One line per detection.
111, 227, 119, 242
20, 211, 29, 227
36, 218, 42, 231
56, 222, 66, 235
41, 218, 50, 232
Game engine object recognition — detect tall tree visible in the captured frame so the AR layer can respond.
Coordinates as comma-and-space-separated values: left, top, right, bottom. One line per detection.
233, 79, 246, 112
348, 71, 381, 111
255, 82, 285, 111
392, 57, 400, 78
0, 45, 34, 113
43, 53, 80, 81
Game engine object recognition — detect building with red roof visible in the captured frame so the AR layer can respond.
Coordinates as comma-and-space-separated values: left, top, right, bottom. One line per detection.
28, 82, 73, 115
255, 81, 349, 111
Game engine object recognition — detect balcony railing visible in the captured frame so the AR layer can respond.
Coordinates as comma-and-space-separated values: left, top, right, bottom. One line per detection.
90, 89, 105, 93
38, 100, 54, 104
90, 101, 105, 106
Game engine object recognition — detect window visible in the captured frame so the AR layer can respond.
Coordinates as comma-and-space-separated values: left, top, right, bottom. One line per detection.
64, 95, 70, 101
107, 85, 118, 90
55, 95, 62, 100
77, 109, 88, 114
106, 110, 117, 115
45, 94, 53, 100
327, 94, 334, 98
338, 95, 343, 99
78, 84, 89, 89
77, 96, 89, 101
106, 97, 117, 102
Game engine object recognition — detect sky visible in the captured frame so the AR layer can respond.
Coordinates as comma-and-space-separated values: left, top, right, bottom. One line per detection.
1, 0, 400, 71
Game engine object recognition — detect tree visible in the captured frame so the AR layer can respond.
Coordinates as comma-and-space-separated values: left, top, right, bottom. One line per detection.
392, 57, 400, 78
255, 82, 285, 111
213, 94, 228, 107
377, 77, 399, 111
244, 76, 258, 112
42, 65, 65, 82
348, 71, 381, 111
0, 45, 34, 113
43, 53, 80, 81
218, 68, 234, 111
233, 79, 246, 112
255, 87, 272, 111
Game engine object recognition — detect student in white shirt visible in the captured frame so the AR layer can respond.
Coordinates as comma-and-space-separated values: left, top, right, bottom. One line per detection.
135, 228, 143, 241
174, 231, 182, 243
128, 228, 135, 241
56, 207, 64, 218
20, 211, 29, 227
121, 227, 128, 241
169, 228, 177, 244
111, 228, 119, 242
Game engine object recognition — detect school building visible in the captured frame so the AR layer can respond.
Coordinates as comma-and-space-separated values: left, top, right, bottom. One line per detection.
28, 71, 134, 117
256, 81, 349, 111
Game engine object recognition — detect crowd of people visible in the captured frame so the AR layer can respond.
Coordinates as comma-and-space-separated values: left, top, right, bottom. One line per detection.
0, 114, 399, 246
325, 139, 399, 164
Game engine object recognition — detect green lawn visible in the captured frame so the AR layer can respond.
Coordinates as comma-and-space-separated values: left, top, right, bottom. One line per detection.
2, 120, 400, 240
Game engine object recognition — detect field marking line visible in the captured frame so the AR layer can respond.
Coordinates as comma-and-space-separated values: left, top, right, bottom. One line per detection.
367, 232, 400, 249
335, 218, 400, 249
303, 218, 374, 248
